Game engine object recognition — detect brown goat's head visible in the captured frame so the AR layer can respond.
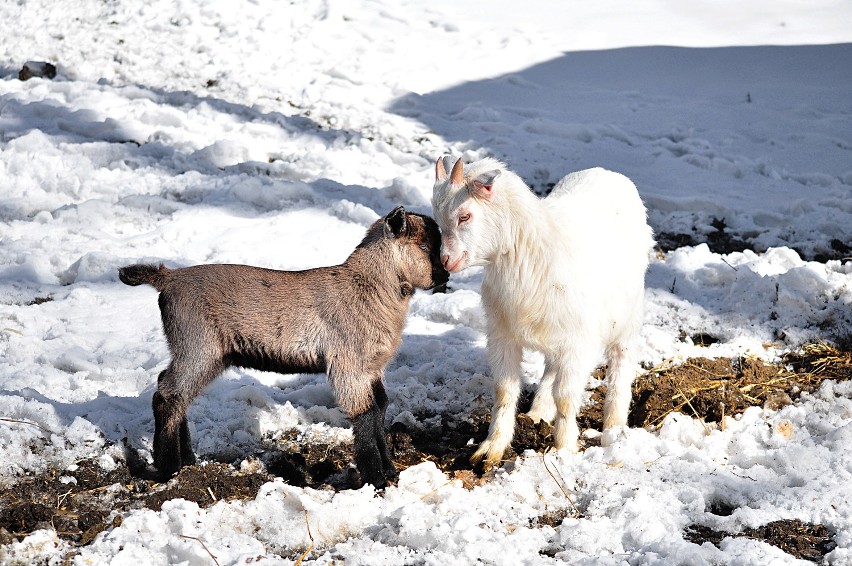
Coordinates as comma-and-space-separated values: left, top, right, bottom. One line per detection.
360, 206, 450, 291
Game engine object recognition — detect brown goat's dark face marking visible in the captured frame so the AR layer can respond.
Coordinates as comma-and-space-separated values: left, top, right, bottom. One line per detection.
398, 212, 450, 291
120, 206, 446, 488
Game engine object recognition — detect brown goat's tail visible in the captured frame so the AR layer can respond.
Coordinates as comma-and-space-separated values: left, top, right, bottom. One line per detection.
118, 263, 170, 289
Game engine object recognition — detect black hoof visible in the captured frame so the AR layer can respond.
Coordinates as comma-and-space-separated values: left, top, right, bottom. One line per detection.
383, 464, 400, 483
358, 467, 389, 489
122, 437, 167, 480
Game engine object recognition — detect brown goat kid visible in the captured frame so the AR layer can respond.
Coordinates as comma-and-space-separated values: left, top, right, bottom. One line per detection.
119, 206, 449, 487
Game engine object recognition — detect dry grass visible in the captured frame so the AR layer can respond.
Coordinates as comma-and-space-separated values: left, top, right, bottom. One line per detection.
628, 341, 852, 429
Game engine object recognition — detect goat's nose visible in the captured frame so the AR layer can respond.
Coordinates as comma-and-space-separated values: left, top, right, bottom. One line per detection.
441, 254, 450, 268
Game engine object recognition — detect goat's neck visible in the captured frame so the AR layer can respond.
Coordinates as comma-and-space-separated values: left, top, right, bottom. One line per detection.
490, 192, 551, 278
345, 247, 412, 304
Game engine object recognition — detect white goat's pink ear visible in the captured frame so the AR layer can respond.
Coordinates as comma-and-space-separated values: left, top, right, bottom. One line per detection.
471, 170, 501, 200
435, 156, 448, 182
450, 158, 464, 186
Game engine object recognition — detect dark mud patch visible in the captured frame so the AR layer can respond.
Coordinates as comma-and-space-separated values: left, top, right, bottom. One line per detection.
685, 520, 834, 562
0, 460, 135, 546
0, 343, 849, 558
655, 219, 852, 262
141, 461, 271, 511
263, 436, 355, 489
389, 407, 554, 488
656, 217, 752, 256
0, 459, 274, 547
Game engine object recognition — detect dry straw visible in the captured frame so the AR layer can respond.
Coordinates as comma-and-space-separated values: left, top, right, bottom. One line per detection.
643, 341, 851, 428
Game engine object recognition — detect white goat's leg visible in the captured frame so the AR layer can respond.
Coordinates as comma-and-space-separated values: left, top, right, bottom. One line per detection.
552, 353, 598, 453
471, 338, 522, 468
601, 340, 639, 444
525, 355, 557, 424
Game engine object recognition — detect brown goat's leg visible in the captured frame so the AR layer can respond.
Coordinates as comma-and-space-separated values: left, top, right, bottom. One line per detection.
352, 404, 387, 488
151, 369, 171, 474
371, 381, 397, 482
152, 388, 185, 479
179, 417, 196, 465
152, 359, 215, 479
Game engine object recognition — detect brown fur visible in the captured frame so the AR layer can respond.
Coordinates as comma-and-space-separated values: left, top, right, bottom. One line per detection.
120, 207, 448, 486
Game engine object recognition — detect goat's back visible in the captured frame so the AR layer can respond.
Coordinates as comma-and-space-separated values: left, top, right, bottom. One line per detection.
547, 168, 645, 220
545, 167, 654, 262
152, 263, 338, 337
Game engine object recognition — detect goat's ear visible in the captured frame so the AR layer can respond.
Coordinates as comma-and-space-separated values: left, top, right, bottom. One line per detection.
471, 169, 501, 201
435, 156, 448, 182
450, 158, 464, 186
385, 206, 407, 238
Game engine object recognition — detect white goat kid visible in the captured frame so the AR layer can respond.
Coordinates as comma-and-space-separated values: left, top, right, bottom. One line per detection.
432, 157, 655, 468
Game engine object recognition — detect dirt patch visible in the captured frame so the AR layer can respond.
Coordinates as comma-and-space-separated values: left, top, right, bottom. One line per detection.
655, 221, 852, 263
0, 459, 274, 547
388, 403, 556, 489
655, 217, 752, 256
0, 460, 136, 545
575, 343, 851, 435
0, 342, 849, 559
263, 436, 355, 490
141, 461, 271, 511
685, 520, 834, 562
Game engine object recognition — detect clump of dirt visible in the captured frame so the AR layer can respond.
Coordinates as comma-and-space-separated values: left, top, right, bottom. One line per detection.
142, 462, 271, 511
388, 407, 554, 487
811, 239, 852, 264
656, 217, 751, 256
389, 408, 488, 488
631, 356, 785, 428
655, 221, 852, 262
0, 460, 140, 545
685, 520, 834, 562
0, 458, 274, 546
580, 343, 851, 432
264, 438, 355, 489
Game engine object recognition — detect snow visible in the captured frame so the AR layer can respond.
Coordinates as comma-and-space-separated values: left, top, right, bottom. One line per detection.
1, 0, 851, 563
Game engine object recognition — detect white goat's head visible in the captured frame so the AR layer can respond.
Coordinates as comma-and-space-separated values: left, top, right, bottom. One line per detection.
431, 156, 504, 273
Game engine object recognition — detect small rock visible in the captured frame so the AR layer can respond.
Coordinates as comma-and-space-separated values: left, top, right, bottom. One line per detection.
763, 391, 793, 411
19, 61, 57, 81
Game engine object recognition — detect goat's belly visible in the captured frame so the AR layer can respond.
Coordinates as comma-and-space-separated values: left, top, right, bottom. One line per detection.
229, 351, 326, 376
492, 292, 621, 352
492, 303, 563, 350
483, 280, 612, 349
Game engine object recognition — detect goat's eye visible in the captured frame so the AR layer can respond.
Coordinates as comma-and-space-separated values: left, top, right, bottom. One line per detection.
418, 243, 428, 251
458, 213, 471, 225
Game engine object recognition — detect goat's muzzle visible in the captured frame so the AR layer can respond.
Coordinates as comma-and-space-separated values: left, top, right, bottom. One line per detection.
429, 265, 450, 289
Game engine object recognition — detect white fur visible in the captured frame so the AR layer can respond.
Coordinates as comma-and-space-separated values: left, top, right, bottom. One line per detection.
432, 157, 655, 468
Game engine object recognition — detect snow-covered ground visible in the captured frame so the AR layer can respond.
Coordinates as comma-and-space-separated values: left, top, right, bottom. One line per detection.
1, 0, 851, 563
